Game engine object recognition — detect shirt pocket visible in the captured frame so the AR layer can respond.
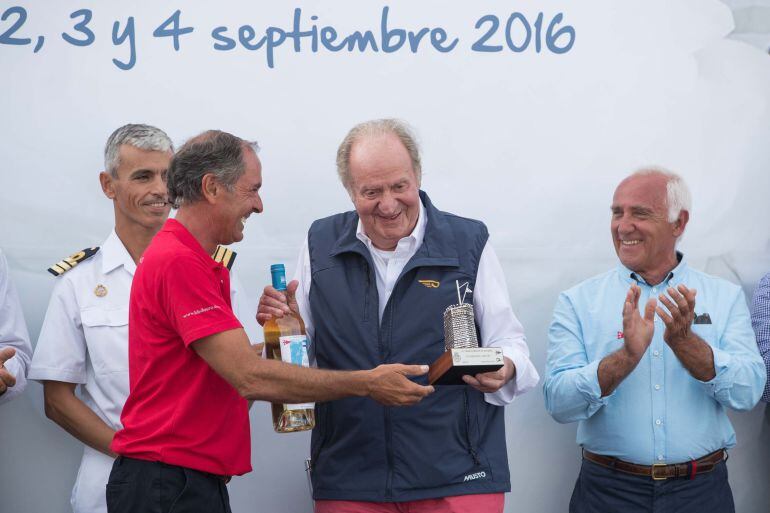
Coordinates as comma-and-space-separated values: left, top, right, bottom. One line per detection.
80, 308, 129, 374
691, 323, 716, 348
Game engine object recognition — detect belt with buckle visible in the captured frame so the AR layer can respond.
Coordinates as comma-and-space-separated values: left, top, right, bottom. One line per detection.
582, 449, 726, 480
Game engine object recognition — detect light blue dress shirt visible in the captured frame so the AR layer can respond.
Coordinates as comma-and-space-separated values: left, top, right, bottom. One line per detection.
544, 255, 766, 465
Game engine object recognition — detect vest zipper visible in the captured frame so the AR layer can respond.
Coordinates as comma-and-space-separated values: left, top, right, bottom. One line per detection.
309, 403, 327, 469
363, 263, 370, 323
383, 298, 394, 499
384, 406, 393, 498
463, 389, 481, 466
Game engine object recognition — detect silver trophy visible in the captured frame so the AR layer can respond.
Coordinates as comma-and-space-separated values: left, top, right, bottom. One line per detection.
443, 302, 478, 350
428, 281, 504, 385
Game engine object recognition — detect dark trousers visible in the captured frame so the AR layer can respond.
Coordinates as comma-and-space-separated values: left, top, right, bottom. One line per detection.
569, 458, 734, 513
106, 456, 232, 513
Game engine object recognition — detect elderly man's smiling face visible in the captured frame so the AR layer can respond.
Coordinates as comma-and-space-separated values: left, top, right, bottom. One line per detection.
347, 132, 421, 251
610, 173, 687, 284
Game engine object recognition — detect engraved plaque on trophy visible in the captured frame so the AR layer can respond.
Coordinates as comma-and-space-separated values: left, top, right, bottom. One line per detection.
428, 281, 504, 385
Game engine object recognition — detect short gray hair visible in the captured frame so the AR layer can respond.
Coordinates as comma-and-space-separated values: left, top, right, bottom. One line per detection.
168, 130, 259, 207
336, 119, 422, 192
104, 124, 174, 176
631, 166, 692, 222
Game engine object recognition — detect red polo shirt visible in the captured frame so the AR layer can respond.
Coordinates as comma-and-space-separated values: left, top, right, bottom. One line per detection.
111, 219, 251, 476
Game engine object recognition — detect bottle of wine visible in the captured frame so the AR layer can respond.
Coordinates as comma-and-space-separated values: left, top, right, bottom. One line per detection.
263, 264, 315, 433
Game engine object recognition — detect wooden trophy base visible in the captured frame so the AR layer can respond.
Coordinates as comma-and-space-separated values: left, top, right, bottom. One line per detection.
428, 348, 504, 385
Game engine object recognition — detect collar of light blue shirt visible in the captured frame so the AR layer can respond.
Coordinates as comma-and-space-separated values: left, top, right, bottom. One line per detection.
617, 251, 687, 289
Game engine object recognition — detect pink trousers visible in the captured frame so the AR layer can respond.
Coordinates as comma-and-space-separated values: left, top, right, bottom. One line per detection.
315, 493, 504, 513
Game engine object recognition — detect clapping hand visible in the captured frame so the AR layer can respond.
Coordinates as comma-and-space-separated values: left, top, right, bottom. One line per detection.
0, 347, 17, 396
622, 285, 657, 360
656, 284, 697, 349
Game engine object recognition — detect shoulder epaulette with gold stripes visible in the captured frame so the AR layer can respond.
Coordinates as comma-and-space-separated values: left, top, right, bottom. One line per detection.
212, 245, 237, 270
47, 247, 100, 277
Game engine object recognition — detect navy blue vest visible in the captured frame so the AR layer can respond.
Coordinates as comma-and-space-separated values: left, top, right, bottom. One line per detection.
308, 191, 510, 502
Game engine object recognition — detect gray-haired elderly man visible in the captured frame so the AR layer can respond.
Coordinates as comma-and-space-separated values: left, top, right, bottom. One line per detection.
258, 119, 540, 513
107, 130, 433, 513
544, 169, 765, 513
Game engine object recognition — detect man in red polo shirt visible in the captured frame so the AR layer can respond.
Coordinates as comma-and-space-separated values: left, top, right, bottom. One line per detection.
107, 130, 434, 513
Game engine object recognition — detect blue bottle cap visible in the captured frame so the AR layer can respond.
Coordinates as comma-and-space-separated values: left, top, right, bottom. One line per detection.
270, 264, 287, 291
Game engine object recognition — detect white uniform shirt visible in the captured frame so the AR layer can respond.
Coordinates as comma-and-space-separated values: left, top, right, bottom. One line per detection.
293, 200, 540, 405
29, 230, 258, 513
0, 248, 32, 405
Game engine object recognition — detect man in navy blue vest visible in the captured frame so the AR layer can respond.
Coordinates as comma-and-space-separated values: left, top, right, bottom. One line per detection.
258, 119, 539, 513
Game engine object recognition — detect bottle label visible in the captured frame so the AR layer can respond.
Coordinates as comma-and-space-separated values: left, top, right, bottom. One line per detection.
279, 335, 314, 410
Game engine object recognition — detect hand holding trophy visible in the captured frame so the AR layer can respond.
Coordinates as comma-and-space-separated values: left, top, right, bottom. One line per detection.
428, 280, 504, 385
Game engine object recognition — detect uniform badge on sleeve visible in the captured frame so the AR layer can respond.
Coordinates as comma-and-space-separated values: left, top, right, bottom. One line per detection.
212, 245, 237, 270
47, 247, 100, 276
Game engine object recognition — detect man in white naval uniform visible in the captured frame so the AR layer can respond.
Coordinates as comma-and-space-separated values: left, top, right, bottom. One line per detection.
29, 124, 258, 513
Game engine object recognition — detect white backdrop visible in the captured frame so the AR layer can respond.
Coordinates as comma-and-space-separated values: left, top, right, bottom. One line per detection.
2, 1, 770, 512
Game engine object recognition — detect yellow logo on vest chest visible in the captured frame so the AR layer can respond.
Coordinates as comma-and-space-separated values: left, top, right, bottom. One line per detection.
418, 280, 440, 288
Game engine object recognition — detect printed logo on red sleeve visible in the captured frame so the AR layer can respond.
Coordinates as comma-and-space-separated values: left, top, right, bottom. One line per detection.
182, 305, 222, 318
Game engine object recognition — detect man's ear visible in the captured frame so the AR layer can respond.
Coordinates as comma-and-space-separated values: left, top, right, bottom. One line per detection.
99, 171, 116, 200
201, 173, 221, 204
672, 209, 689, 237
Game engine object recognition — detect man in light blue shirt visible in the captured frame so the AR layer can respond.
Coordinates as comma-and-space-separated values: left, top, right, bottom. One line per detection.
544, 169, 765, 513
